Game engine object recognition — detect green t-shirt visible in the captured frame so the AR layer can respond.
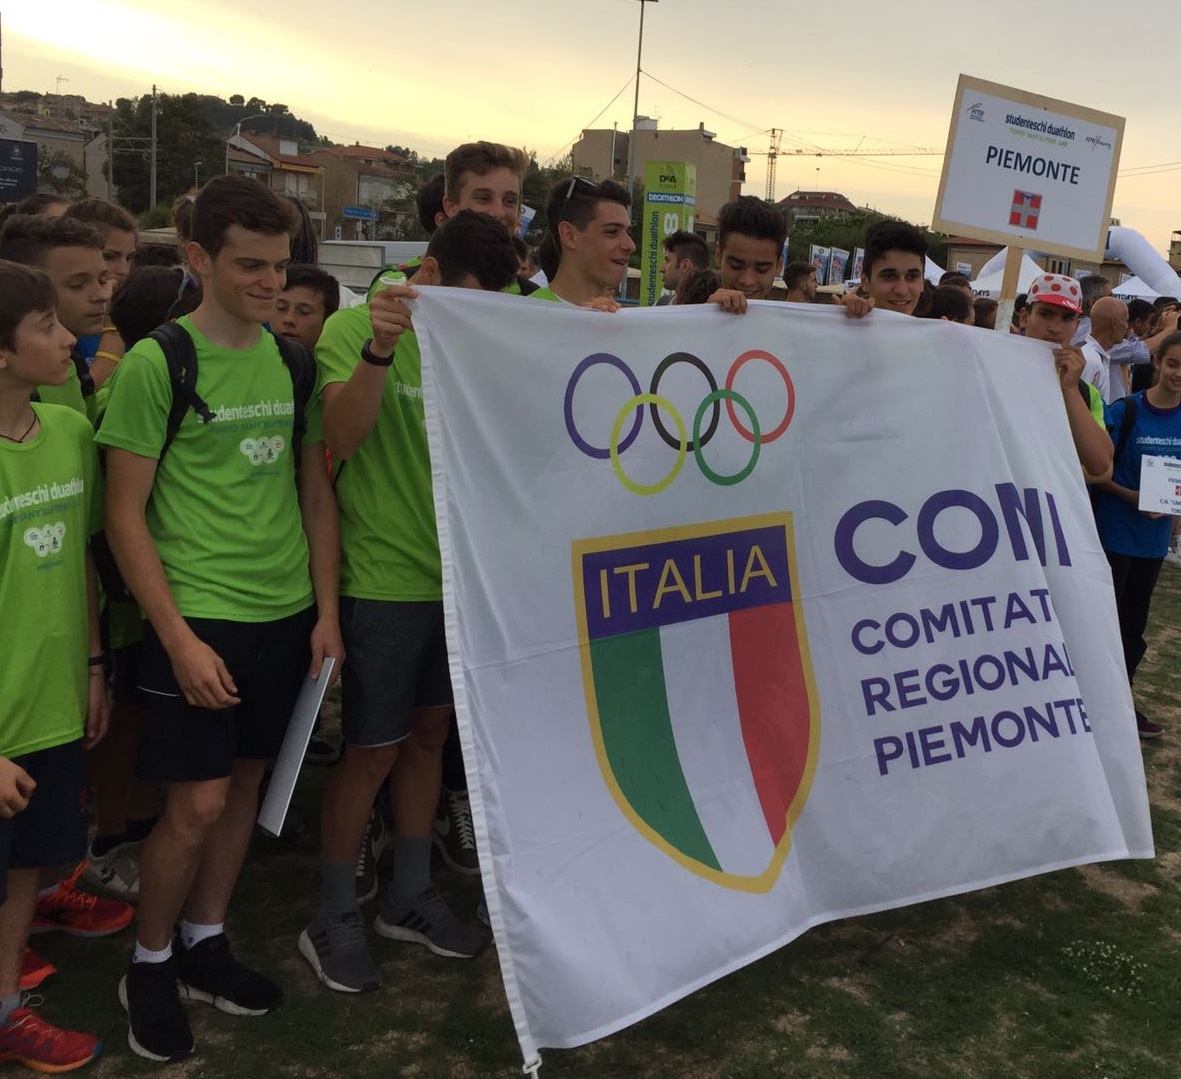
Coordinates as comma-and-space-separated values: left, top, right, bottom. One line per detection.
528, 286, 563, 303
0, 404, 99, 757
95, 317, 315, 622
316, 303, 440, 601
38, 361, 94, 422
1082, 381, 1105, 427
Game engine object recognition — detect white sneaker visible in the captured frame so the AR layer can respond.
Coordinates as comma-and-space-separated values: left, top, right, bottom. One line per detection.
81, 842, 140, 901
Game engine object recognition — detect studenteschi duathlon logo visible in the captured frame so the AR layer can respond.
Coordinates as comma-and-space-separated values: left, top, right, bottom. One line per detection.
566, 349, 819, 892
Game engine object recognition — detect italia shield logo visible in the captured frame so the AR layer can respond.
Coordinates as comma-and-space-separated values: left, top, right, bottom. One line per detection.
572, 513, 819, 892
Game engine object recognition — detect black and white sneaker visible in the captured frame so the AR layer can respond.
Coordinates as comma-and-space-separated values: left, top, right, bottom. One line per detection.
119, 957, 194, 1063
374, 886, 486, 959
299, 911, 382, 993
433, 787, 480, 876
175, 933, 282, 1016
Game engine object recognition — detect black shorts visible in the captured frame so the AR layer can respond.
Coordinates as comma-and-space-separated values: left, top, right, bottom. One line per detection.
0, 740, 88, 899
136, 608, 314, 782
109, 641, 144, 705
339, 598, 452, 748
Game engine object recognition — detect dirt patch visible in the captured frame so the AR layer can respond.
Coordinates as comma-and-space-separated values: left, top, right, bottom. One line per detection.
821, 975, 873, 1006
925, 907, 982, 956
1076, 863, 1158, 910
772, 1009, 809, 1035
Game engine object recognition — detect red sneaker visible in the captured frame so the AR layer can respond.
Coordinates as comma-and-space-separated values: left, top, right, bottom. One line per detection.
31, 863, 133, 938
18, 948, 56, 992
0, 1007, 100, 1072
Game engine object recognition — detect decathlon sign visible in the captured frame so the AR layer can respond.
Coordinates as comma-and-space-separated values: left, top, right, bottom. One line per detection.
932, 75, 1124, 260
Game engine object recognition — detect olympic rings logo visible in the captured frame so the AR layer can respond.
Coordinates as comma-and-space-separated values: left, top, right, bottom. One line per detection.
563, 349, 795, 495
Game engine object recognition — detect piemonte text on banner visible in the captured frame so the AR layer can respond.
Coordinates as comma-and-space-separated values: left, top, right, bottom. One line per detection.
410, 289, 1153, 1071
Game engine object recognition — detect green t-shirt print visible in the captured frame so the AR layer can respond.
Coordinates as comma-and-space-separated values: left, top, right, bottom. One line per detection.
316, 303, 441, 601
0, 404, 99, 757
96, 317, 314, 622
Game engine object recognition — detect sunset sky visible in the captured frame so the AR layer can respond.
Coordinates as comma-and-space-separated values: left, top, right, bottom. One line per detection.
7, 0, 1181, 254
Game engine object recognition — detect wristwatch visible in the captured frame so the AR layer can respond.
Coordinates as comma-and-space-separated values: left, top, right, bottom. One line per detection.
359, 338, 394, 368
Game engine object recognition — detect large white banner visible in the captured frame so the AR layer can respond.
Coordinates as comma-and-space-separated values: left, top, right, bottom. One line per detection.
411, 290, 1153, 1071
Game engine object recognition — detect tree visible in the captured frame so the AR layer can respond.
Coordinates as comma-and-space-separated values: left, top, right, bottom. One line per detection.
37, 149, 89, 198
786, 206, 947, 269
111, 92, 226, 212
229, 94, 245, 107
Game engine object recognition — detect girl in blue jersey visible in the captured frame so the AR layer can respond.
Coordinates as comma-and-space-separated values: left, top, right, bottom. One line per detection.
1093, 332, 1181, 739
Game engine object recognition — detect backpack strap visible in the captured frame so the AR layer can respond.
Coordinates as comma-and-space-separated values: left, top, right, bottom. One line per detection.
148, 321, 215, 461
269, 332, 314, 471
1112, 393, 1139, 466
72, 349, 95, 399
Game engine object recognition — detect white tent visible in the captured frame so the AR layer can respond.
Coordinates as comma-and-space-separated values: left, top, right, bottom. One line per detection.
925, 256, 945, 285
970, 254, 1045, 298
1112, 276, 1162, 301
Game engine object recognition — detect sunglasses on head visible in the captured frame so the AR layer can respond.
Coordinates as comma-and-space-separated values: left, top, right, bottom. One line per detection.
556, 175, 600, 222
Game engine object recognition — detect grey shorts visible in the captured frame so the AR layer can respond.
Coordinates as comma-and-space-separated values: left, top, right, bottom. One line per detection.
339, 597, 453, 748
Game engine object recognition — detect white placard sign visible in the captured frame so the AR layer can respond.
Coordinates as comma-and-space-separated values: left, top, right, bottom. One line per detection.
933, 75, 1124, 261
1137, 455, 1181, 515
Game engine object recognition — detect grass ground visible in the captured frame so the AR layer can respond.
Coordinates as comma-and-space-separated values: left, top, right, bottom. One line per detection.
30, 564, 1181, 1079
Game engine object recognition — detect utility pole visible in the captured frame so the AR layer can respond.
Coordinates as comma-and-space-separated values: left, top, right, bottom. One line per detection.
106, 106, 114, 201
149, 85, 158, 209
624, 0, 658, 222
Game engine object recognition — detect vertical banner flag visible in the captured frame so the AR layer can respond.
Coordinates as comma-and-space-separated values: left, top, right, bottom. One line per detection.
828, 247, 850, 286
810, 245, 831, 290
852, 246, 865, 283
517, 205, 536, 238
0, 140, 37, 201
411, 291, 1153, 1071
640, 161, 697, 306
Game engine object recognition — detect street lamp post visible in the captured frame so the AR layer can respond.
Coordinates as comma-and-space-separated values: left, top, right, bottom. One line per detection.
193, 161, 202, 189
624, 0, 658, 223
224, 113, 268, 175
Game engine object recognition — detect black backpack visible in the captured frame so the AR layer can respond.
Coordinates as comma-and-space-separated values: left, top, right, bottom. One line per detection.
148, 320, 315, 464
93, 323, 315, 602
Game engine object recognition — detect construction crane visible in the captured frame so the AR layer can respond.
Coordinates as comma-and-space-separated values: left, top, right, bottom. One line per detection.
747, 133, 942, 201
765, 128, 782, 201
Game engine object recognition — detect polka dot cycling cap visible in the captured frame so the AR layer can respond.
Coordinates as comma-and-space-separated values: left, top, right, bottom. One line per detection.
1027, 272, 1083, 314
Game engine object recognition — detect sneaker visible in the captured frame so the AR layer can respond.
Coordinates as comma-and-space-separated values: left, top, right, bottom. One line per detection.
119, 957, 193, 1063
19, 948, 56, 992
433, 787, 480, 876
81, 840, 140, 901
304, 732, 342, 766
175, 933, 282, 1016
356, 810, 388, 904
374, 886, 486, 959
31, 863, 134, 937
298, 912, 382, 993
0, 1006, 100, 1072
1137, 711, 1164, 740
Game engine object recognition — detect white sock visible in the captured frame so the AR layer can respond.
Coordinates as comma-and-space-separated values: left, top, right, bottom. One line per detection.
179, 920, 224, 950
132, 941, 172, 964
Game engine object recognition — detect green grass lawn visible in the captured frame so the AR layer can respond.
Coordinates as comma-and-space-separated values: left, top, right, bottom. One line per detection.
35, 564, 1181, 1079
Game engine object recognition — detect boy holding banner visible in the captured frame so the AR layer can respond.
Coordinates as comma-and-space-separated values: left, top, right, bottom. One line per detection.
1019, 273, 1113, 481
534, 176, 635, 305
302, 211, 519, 994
